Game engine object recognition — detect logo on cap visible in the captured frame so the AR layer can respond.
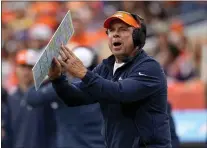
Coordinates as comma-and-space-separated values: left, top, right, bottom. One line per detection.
115, 14, 123, 18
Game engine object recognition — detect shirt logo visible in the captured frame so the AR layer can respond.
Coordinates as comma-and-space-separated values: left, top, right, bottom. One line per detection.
138, 72, 147, 76
27, 105, 33, 111
51, 102, 59, 109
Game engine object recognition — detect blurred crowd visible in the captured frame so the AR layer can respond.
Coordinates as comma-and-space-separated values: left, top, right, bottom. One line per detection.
2, 1, 206, 94
1, 1, 207, 147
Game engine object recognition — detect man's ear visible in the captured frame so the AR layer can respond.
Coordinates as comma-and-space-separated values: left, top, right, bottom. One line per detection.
105, 30, 108, 35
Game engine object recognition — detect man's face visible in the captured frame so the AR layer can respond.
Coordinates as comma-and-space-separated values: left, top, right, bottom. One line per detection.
16, 65, 34, 87
107, 19, 135, 60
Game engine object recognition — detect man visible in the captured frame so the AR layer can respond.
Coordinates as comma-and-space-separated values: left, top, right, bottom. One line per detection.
167, 103, 180, 148
26, 46, 105, 148
49, 11, 172, 148
7, 49, 56, 148
1, 87, 12, 148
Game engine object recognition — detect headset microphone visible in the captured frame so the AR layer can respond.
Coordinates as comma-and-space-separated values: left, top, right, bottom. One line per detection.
122, 48, 142, 63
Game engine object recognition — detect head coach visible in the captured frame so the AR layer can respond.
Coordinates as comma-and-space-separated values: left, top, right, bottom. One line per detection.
49, 11, 172, 148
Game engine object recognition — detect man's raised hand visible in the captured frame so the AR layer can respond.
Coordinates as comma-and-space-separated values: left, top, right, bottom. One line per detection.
58, 43, 87, 79
48, 57, 62, 80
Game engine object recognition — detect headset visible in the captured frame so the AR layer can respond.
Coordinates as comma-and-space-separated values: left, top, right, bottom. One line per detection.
106, 13, 147, 49
130, 13, 146, 49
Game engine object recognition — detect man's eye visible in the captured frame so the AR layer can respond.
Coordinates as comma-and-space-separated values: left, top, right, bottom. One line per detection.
120, 28, 128, 31
108, 29, 113, 32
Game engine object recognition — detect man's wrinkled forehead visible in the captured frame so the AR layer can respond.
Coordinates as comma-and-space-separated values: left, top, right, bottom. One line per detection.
108, 19, 131, 29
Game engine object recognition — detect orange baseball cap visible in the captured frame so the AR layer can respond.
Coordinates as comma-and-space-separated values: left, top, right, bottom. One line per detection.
16, 49, 40, 66
104, 11, 140, 29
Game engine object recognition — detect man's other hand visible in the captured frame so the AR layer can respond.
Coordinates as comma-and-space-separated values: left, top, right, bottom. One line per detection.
58, 43, 87, 79
48, 57, 62, 80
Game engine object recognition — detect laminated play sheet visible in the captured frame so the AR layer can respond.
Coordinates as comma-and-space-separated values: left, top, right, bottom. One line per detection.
32, 10, 74, 90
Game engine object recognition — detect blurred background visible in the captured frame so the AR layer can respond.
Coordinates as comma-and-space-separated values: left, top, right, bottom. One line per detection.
1, 1, 207, 147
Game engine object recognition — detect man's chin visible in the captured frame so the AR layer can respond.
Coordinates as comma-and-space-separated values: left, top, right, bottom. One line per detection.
113, 53, 123, 58
112, 50, 123, 55
112, 53, 126, 61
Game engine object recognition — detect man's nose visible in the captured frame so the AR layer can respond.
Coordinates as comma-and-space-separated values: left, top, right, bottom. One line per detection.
113, 31, 120, 38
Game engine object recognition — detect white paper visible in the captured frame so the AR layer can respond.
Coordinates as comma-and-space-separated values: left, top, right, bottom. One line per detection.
32, 10, 74, 90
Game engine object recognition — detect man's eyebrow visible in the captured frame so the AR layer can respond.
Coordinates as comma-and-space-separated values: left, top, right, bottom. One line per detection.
119, 26, 130, 29
108, 24, 132, 30
110, 25, 130, 29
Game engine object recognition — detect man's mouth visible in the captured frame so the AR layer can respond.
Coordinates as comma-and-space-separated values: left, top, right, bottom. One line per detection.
113, 42, 122, 48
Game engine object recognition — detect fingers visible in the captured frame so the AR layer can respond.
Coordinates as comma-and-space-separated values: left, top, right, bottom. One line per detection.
58, 43, 83, 74
64, 45, 76, 57
59, 50, 67, 61
60, 43, 72, 59
53, 57, 61, 68
48, 57, 62, 80
58, 58, 68, 69
51, 57, 61, 70
60, 43, 79, 59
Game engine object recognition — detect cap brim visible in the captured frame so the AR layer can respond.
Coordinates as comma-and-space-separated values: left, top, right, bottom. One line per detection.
104, 17, 129, 28
103, 13, 140, 29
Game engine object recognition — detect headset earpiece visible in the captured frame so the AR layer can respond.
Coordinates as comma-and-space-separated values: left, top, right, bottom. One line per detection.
130, 13, 146, 49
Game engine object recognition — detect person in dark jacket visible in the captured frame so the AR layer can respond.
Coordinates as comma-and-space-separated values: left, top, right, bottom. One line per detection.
1, 87, 13, 148
7, 49, 56, 148
167, 102, 180, 148
49, 11, 172, 148
26, 46, 105, 148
